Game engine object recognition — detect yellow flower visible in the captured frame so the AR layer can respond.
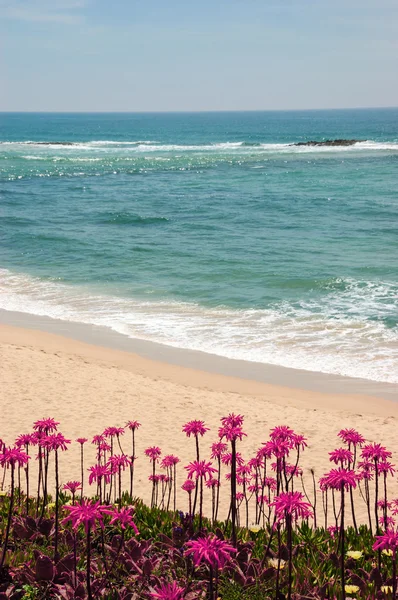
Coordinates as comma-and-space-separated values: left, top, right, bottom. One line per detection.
383, 549, 394, 556
249, 524, 262, 533
268, 558, 286, 569
345, 585, 359, 595
346, 551, 363, 560
381, 586, 393, 593
0, 491, 7, 497
47, 502, 56, 511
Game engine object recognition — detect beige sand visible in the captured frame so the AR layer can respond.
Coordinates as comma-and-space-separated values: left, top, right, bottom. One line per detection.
1, 323, 397, 524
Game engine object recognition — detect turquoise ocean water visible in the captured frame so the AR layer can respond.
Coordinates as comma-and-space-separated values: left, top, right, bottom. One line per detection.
0, 110, 397, 383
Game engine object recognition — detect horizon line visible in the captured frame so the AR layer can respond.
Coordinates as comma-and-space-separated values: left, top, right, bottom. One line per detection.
1, 106, 398, 115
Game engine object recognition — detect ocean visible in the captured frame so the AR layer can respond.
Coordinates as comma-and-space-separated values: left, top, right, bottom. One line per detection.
0, 109, 397, 384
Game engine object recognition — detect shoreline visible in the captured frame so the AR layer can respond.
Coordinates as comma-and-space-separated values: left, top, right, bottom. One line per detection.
0, 307, 397, 403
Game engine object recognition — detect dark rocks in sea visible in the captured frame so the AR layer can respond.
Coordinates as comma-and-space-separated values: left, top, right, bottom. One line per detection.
293, 139, 360, 147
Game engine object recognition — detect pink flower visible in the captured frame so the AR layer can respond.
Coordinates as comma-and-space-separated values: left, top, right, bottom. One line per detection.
218, 414, 246, 441
107, 454, 131, 473
357, 460, 375, 480
103, 426, 125, 438
145, 446, 162, 462
76, 438, 88, 445
378, 461, 396, 476
182, 420, 209, 438
373, 528, 398, 555
323, 468, 357, 490
329, 448, 354, 466
63, 481, 82, 494
263, 477, 277, 491
150, 581, 185, 600
361, 443, 392, 463
181, 480, 196, 493
185, 534, 236, 569
210, 442, 228, 460
292, 434, 308, 451
268, 439, 291, 459
62, 499, 106, 533
0, 447, 30, 468
185, 460, 217, 481
379, 516, 396, 528
161, 455, 180, 468
270, 425, 296, 442
206, 478, 220, 488
271, 491, 313, 522
15, 434, 35, 448
328, 525, 339, 538
126, 420, 141, 431
257, 495, 269, 505
338, 428, 365, 447
102, 506, 139, 533
91, 434, 104, 445
88, 464, 111, 486
33, 418, 59, 433
42, 433, 71, 452
221, 452, 244, 467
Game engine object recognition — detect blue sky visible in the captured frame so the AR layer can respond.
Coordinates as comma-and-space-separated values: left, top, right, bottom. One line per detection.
1, 0, 397, 111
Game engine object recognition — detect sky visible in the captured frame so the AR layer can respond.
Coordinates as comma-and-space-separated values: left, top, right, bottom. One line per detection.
0, 0, 397, 112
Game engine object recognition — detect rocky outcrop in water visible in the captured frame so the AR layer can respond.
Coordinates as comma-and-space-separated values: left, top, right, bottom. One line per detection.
293, 139, 360, 147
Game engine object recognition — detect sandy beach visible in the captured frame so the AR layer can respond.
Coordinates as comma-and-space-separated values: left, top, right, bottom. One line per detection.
1, 318, 398, 524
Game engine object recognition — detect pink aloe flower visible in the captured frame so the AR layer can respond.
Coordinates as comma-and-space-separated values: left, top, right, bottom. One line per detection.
88, 464, 111, 486
218, 414, 246, 441
103, 426, 125, 438
182, 420, 210, 438
379, 516, 396, 528
268, 439, 291, 459
378, 461, 396, 476
63, 481, 82, 494
43, 433, 71, 452
256, 443, 273, 460
291, 434, 308, 451
270, 425, 296, 442
329, 448, 354, 466
15, 433, 35, 448
328, 525, 339, 538
33, 418, 59, 434
181, 479, 196, 493
361, 443, 392, 462
185, 460, 217, 481
76, 438, 88, 445
161, 455, 180, 468
323, 468, 357, 490
0, 447, 30, 468
91, 434, 104, 446
338, 428, 365, 446
62, 499, 106, 533
373, 528, 398, 555
102, 506, 139, 533
150, 581, 185, 600
221, 452, 244, 467
149, 474, 160, 483
126, 420, 141, 431
185, 534, 236, 569
257, 494, 269, 505
264, 477, 277, 491
145, 446, 162, 462
206, 477, 220, 488
210, 442, 228, 459
271, 491, 313, 522
107, 454, 131, 473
